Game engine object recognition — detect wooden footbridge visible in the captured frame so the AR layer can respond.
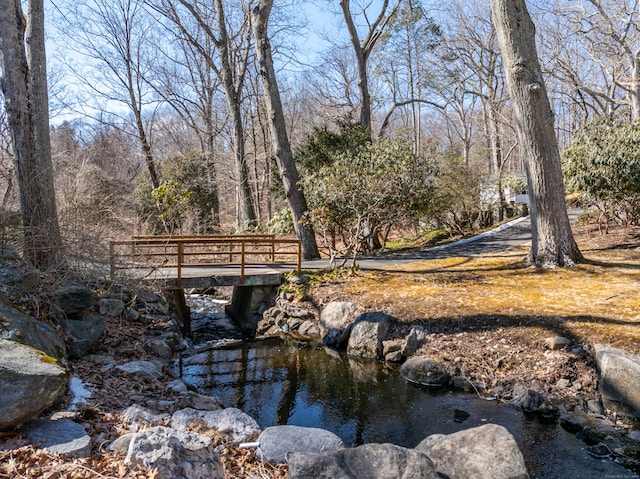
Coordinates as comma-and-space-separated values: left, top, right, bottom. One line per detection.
109, 234, 303, 336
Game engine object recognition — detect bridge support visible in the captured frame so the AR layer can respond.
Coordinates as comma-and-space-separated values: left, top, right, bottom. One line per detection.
226, 284, 278, 337
164, 287, 191, 338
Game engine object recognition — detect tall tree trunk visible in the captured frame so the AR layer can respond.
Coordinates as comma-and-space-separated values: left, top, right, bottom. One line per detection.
0, 0, 62, 269
491, 0, 582, 267
251, 0, 320, 260
213, 0, 256, 230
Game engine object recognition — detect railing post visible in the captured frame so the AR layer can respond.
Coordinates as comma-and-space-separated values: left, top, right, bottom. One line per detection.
177, 241, 183, 287
270, 238, 275, 262
297, 240, 302, 276
109, 241, 115, 278
240, 240, 245, 283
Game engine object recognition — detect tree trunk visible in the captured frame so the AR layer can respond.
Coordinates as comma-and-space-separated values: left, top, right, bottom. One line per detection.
491, 0, 582, 267
251, 0, 320, 260
340, 0, 371, 131
213, 0, 256, 230
0, 0, 62, 269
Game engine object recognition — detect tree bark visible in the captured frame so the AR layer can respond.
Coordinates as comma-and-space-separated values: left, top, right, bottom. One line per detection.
491, 0, 582, 267
0, 0, 62, 269
251, 0, 320, 260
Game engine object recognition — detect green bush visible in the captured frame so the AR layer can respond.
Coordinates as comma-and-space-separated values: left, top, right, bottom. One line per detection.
563, 116, 640, 225
302, 137, 436, 260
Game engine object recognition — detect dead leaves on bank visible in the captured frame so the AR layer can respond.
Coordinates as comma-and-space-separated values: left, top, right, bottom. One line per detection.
0, 446, 150, 479
0, 445, 287, 479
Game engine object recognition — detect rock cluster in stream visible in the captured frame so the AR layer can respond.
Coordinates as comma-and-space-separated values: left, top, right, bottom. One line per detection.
2, 244, 640, 476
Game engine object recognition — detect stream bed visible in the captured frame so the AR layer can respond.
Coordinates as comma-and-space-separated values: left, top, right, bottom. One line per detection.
175, 337, 638, 479
174, 294, 639, 478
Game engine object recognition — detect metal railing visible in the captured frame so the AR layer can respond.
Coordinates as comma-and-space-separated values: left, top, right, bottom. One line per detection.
109, 234, 302, 286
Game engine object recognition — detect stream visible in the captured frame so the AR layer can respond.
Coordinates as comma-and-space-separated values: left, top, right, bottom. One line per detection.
174, 295, 639, 479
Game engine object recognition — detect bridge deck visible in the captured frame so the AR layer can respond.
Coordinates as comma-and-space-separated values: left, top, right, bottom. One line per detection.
132, 265, 287, 289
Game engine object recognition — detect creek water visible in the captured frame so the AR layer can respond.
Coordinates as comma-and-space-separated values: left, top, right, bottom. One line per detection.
175, 338, 638, 479
176, 295, 638, 478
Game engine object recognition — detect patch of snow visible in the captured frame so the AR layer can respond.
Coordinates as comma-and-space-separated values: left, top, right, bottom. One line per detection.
68, 376, 92, 410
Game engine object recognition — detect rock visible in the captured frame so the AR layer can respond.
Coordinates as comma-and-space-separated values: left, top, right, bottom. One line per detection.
544, 336, 570, 350
0, 339, 67, 430
383, 339, 402, 356
288, 443, 440, 479
134, 289, 164, 305
125, 426, 224, 479
385, 350, 404, 363
595, 344, 640, 418
298, 320, 321, 339
402, 325, 428, 357
400, 356, 450, 387
587, 399, 605, 416
109, 432, 136, 453
59, 312, 106, 359
116, 360, 163, 381
256, 425, 343, 464
416, 424, 529, 479
320, 301, 356, 348
347, 311, 392, 359
511, 384, 542, 412
122, 405, 170, 427
145, 338, 173, 359
171, 407, 260, 443
175, 391, 225, 411
53, 283, 94, 315
99, 298, 125, 317
0, 295, 66, 360
166, 379, 189, 394
22, 418, 91, 457
0, 251, 39, 296
289, 274, 308, 285
558, 406, 617, 435
451, 376, 475, 392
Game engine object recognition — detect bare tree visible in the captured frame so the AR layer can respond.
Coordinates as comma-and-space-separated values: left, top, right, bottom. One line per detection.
56, 0, 161, 189
491, 0, 582, 267
147, 20, 223, 228
339, 0, 401, 134
0, 0, 62, 269
569, 0, 640, 120
151, 0, 258, 229
374, 0, 441, 150
251, 0, 320, 259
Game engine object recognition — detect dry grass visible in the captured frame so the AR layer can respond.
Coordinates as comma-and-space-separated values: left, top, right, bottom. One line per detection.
320, 223, 640, 352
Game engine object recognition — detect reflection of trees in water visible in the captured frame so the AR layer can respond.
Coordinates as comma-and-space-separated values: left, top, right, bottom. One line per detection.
180, 342, 584, 475
185, 342, 416, 444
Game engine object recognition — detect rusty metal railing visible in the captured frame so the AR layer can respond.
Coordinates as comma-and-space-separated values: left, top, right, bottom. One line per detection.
109, 234, 302, 286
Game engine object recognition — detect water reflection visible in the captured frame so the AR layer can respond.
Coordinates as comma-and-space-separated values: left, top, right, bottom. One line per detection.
175, 340, 638, 479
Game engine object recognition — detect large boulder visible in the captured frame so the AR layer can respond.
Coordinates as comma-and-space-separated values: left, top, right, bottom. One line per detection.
0, 295, 66, 360
320, 301, 356, 348
125, 426, 224, 479
288, 443, 440, 479
171, 407, 260, 443
59, 312, 106, 359
22, 418, 91, 457
0, 247, 38, 297
0, 339, 68, 430
416, 424, 529, 479
347, 311, 392, 359
400, 356, 450, 387
595, 344, 640, 418
52, 283, 94, 316
257, 425, 343, 464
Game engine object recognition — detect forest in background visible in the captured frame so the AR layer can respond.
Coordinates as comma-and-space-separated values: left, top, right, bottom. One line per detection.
1, 0, 639, 269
